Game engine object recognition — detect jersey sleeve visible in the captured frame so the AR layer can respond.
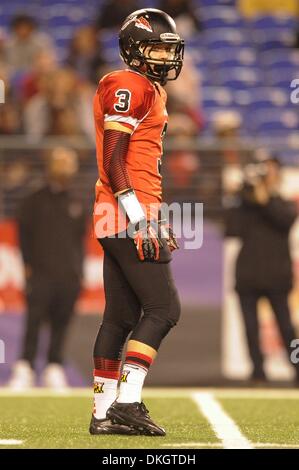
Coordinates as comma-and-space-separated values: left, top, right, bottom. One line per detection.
99, 72, 156, 134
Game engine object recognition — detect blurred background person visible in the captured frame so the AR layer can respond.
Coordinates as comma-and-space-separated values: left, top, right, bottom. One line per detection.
66, 26, 107, 84
158, 0, 202, 38
225, 156, 299, 385
0, 28, 6, 68
213, 110, 248, 212
166, 53, 203, 131
0, 64, 22, 134
164, 53, 202, 203
0, 102, 20, 135
19, 49, 58, 105
23, 67, 94, 140
9, 147, 86, 390
95, 0, 141, 31
197, 110, 246, 219
5, 14, 55, 76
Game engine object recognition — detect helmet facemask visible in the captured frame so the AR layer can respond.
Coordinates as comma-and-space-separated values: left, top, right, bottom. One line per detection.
120, 36, 184, 85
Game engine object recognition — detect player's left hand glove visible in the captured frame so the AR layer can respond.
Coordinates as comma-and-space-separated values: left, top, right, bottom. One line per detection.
133, 220, 163, 261
159, 220, 179, 252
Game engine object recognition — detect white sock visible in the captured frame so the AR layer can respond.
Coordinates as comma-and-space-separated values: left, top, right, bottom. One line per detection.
117, 364, 147, 403
93, 376, 118, 419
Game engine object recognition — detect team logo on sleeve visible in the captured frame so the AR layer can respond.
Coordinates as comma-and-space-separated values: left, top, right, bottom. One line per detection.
94, 382, 104, 393
135, 17, 153, 33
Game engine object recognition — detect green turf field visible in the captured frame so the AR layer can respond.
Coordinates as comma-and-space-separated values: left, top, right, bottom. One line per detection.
0, 388, 299, 449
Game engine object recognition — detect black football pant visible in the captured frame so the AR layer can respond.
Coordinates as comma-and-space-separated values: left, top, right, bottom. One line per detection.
22, 275, 80, 367
238, 289, 299, 379
94, 235, 181, 360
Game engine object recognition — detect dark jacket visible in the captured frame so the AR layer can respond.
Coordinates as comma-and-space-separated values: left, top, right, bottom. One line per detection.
18, 185, 87, 282
225, 193, 298, 292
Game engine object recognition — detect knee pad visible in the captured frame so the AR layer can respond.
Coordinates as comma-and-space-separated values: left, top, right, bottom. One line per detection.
93, 320, 131, 359
130, 288, 181, 351
157, 292, 181, 334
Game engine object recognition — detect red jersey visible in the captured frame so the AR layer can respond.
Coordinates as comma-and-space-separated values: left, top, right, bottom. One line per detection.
93, 69, 168, 237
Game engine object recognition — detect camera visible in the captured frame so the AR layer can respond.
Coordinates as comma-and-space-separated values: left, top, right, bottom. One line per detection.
240, 161, 270, 202
243, 162, 269, 188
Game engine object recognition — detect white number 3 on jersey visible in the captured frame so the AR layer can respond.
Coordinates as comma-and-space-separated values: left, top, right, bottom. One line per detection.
114, 89, 131, 113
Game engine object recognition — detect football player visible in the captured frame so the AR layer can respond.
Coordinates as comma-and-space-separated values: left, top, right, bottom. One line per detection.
89, 8, 184, 436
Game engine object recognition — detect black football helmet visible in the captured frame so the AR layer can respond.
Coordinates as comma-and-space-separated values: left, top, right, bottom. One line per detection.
119, 8, 184, 86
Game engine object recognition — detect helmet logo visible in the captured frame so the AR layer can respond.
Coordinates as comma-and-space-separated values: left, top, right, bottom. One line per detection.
135, 16, 153, 33
120, 15, 137, 31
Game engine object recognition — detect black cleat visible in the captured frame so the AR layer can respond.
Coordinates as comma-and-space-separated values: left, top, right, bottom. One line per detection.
106, 401, 166, 436
89, 414, 139, 435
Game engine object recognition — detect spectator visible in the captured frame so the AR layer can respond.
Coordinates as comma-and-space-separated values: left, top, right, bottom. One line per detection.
0, 28, 6, 68
24, 67, 94, 140
213, 110, 250, 203
20, 49, 57, 104
225, 157, 299, 384
96, 0, 140, 30
0, 103, 21, 134
164, 54, 202, 202
0, 65, 22, 134
66, 26, 107, 84
5, 14, 55, 76
166, 53, 203, 130
212, 110, 244, 166
158, 0, 202, 37
9, 147, 87, 390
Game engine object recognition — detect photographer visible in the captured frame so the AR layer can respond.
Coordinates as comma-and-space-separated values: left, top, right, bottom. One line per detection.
9, 147, 86, 390
225, 156, 299, 384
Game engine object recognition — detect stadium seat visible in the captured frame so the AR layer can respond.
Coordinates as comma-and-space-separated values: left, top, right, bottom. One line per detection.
197, 65, 215, 87
102, 46, 121, 64
276, 148, 299, 165
201, 0, 235, 5
232, 90, 252, 107
189, 48, 209, 68
208, 47, 257, 68
260, 49, 299, 69
250, 15, 297, 31
265, 66, 299, 88
248, 87, 290, 110
250, 109, 299, 133
252, 29, 294, 50
203, 28, 251, 51
185, 33, 202, 49
201, 6, 244, 29
202, 87, 234, 108
100, 30, 119, 48
216, 67, 263, 89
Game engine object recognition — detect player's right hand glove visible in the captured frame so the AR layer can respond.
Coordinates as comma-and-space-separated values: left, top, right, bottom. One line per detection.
132, 220, 163, 262
117, 188, 163, 261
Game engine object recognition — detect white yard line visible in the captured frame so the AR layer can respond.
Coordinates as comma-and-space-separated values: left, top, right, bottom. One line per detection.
163, 442, 223, 448
0, 439, 23, 445
213, 389, 299, 399
163, 442, 299, 449
254, 443, 299, 448
0, 387, 299, 399
192, 392, 253, 449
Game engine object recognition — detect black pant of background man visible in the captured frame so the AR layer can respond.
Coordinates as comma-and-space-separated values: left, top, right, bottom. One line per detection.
238, 289, 299, 383
23, 275, 80, 365
11, 275, 80, 389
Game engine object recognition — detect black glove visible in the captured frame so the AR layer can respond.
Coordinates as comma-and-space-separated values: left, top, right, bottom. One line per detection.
132, 220, 163, 261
